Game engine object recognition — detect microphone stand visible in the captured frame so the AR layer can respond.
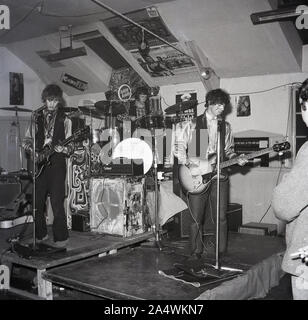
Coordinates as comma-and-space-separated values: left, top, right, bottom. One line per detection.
142, 128, 163, 250
153, 129, 163, 250
207, 119, 242, 275
31, 111, 37, 250
10, 110, 38, 256
14, 108, 25, 170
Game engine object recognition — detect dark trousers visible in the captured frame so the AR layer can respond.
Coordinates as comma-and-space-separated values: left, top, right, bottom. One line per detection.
187, 177, 229, 255
35, 162, 68, 242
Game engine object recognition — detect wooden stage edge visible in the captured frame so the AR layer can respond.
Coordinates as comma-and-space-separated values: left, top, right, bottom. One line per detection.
2, 231, 153, 270
1, 230, 153, 299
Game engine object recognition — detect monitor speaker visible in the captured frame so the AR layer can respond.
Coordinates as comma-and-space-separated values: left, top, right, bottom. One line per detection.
0, 181, 21, 207
163, 203, 243, 239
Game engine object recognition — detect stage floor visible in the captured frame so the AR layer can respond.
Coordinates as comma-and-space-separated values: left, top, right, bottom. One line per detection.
42, 232, 286, 300
1, 228, 153, 299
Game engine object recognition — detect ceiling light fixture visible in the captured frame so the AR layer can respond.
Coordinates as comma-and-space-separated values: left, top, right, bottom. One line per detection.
200, 67, 212, 80
45, 25, 87, 62
250, 6, 306, 25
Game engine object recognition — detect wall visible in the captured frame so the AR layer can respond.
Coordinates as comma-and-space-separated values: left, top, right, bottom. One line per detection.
0, 47, 45, 114
221, 73, 308, 233
221, 73, 308, 135
0, 47, 45, 171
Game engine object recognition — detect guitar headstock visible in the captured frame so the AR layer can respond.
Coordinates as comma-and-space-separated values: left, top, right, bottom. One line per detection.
273, 141, 291, 153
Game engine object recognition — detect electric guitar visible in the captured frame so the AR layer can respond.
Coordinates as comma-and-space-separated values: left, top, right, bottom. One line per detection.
35, 126, 90, 178
291, 246, 308, 266
178, 141, 290, 195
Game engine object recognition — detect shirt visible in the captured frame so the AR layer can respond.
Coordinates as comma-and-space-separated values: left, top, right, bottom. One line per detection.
22, 108, 72, 151
170, 111, 236, 166
204, 111, 235, 162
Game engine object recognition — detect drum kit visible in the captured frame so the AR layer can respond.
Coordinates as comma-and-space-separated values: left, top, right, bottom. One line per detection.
61, 99, 197, 145
0, 99, 198, 168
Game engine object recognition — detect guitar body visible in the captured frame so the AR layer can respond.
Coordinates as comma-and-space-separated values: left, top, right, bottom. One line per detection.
178, 160, 213, 195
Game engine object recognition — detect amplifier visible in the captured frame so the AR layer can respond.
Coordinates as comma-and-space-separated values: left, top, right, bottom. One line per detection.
71, 212, 90, 232
238, 222, 277, 236
0, 181, 21, 207
163, 203, 243, 239
91, 158, 144, 177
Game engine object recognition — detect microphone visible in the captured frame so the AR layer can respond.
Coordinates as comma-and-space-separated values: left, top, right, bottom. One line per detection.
32, 105, 46, 116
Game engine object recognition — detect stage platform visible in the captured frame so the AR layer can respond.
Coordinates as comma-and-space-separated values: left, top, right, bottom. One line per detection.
1, 230, 153, 299
41, 232, 286, 300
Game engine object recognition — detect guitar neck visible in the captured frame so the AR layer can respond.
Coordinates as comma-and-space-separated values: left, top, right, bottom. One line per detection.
221, 147, 273, 169
38, 136, 74, 162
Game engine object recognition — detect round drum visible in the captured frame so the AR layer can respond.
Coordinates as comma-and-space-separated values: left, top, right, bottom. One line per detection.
135, 114, 165, 129
164, 114, 196, 129
112, 138, 153, 174
164, 115, 178, 129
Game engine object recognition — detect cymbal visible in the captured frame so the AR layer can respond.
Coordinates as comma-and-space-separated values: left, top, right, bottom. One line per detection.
95, 101, 126, 116
62, 107, 78, 113
109, 102, 127, 116
164, 100, 197, 114
94, 100, 110, 115
0, 106, 32, 113
78, 106, 104, 119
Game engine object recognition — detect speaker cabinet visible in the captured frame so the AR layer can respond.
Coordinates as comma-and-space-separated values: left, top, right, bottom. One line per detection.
90, 177, 148, 237
163, 203, 243, 238
0, 181, 21, 207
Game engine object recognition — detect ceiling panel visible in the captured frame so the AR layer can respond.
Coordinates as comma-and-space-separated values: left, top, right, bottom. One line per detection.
0, 0, 174, 44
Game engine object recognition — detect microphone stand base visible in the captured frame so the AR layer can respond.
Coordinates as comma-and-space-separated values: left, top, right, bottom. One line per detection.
203, 263, 243, 278
141, 234, 164, 251
11, 241, 66, 259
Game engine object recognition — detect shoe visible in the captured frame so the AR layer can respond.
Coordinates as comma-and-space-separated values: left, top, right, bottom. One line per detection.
36, 235, 49, 244
53, 239, 68, 248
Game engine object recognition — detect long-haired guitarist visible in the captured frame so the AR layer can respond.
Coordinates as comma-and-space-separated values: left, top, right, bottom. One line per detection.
22, 84, 74, 248
174, 88, 247, 259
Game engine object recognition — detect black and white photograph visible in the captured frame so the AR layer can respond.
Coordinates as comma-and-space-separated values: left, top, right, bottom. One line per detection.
0, 0, 307, 305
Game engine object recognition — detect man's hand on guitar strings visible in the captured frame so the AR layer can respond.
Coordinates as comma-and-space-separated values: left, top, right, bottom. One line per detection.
237, 154, 249, 166
54, 145, 69, 154
291, 245, 308, 265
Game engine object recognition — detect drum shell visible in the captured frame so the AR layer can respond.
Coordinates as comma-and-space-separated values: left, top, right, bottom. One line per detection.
135, 115, 165, 129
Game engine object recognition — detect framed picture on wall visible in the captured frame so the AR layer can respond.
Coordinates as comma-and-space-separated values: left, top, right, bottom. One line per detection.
9, 72, 24, 105
236, 95, 251, 117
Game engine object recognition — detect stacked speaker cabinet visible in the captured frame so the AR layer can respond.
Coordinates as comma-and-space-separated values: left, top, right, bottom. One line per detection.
90, 177, 149, 237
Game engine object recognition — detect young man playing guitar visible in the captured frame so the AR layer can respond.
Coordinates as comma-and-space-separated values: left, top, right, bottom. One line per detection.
174, 88, 247, 259
23, 84, 74, 248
